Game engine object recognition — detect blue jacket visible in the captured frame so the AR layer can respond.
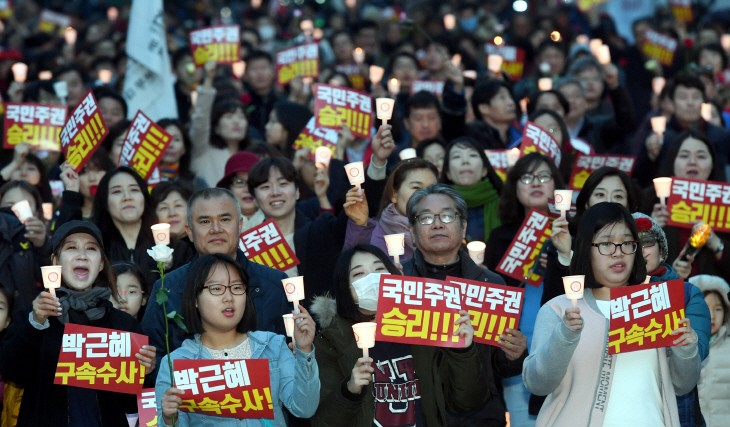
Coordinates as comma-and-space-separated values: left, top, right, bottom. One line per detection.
155, 331, 320, 427
141, 250, 291, 382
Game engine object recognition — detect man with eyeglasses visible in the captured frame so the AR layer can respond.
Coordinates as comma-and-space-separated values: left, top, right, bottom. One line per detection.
402, 183, 528, 427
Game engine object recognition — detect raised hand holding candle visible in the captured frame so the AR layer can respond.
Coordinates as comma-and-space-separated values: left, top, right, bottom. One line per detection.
11, 200, 32, 223
650, 116, 666, 138
282, 276, 305, 314
151, 223, 171, 245
589, 39, 603, 56
443, 14, 456, 30
488, 55, 503, 74
538, 77, 552, 91
352, 322, 377, 357
554, 190, 573, 219
387, 78, 400, 96
702, 103, 712, 122
232, 61, 246, 79
384, 233, 405, 263
283, 314, 296, 347
596, 45, 611, 65
506, 148, 520, 167
41, 265, 63, 297
467, 241, 486, 265
562, 275, 585, 307
64, 27, 77, 46
42, 203, 53, 221
344, 162, 365, 190
652, 77, 665, 95
376, 98, 395, 125
353, 47, 365, 64
653, 177, 672, 206
399, 148, 417, 160
11, 63, 27, 83
315, 146, 332, 168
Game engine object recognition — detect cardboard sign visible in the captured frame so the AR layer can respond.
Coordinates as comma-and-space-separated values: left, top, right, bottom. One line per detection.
54, 324, 148, 394
276, 43, 319, 86
375, 274, 466, 348
189, 25, 240, 67
38, 9, 71, 35
577, 0, 611, 11
61, 89, 109, 171
446, 277, 524, 347
485, 150, 508, 182
496, 209, 552, 287
334, 64, 366, 91
642, 30, 678, 66
118, 111, 172, 181
3, 103, 66, 151
608, 280, 685, 354
0, 0, 13, 19
137, 388, 158, 427
568, 154, 636, 190
520, 121, 561, 167
666, 178, 730, 233
292, 117, 339, 157
411, 80, 444, 97
484, 44, 526, 79
314, 84, 372, 139
174, 359, 273, 419
239, 219, 300, 271
670, 0, 693, 22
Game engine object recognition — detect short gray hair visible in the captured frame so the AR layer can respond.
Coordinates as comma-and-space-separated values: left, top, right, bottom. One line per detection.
555, 76, 586, 96
187, 187, 243, 227
567, 56, 604, 80
406, 184, 467, 226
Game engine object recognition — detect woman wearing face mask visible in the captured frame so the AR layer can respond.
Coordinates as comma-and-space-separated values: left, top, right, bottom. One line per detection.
157, 118, 209, 191
441, 137, 503, 243
309, 245, 486, 427
523, 203, 706, 427
151, 182, 193, 247
56, 149, 115, 226
216, 152, 265, 233
156, 253, 319, 427
640, 131, 730, 282
0, 221, 156, 427
344, 159, 439, 263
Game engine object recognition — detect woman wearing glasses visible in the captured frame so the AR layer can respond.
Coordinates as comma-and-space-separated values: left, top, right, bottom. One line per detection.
524, 203, 703, 427
156, 253, 319, 427
441, 137, 503, 243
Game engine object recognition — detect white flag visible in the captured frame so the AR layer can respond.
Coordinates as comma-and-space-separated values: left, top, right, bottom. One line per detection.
122, 0, 178, 121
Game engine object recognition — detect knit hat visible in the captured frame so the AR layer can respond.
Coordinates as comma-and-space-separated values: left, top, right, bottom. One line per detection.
216, 152, 260, 188
632, 212, 668, 262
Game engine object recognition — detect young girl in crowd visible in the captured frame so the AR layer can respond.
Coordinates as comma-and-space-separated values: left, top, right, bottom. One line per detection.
111, 262, 148, 320
156, 253, 319, 426
309, 244, 486, 426
0, 221, 156, 427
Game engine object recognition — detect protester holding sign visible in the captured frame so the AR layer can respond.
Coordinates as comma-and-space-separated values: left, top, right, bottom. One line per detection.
524, 203, 704, 427
156, 118, 209, 191
156, 253, 319, 426
309, 244, 487, 427
0, 220, 156, 427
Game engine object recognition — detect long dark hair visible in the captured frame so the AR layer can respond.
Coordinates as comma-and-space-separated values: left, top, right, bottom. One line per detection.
659, 130, 726, 182
21, 153, 53, 203
210, 100, 251, 151
574, 166, 638, 236
440, 137, 503, 192
333, 245, 401, 323
498, 153, 564, 226
157, 118, 196, 181
379, 159, 438, 218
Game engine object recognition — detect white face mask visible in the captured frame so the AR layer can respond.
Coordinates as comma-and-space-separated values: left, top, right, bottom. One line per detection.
351, 273, 382, 312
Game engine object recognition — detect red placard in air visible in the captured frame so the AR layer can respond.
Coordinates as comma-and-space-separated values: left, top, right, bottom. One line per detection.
495, 209, 552, 287
276, 43, 319, 86
608, 280, 686, 354
375, 274, 466, 348
485, 149, 508, 182
568, 154, 636, 190
313, 84, 373, 139
239, 219, 300, 271
3, 103, 66, 151
118, 110, 172, 182
641, 29, 678, 66
137, 388, 158, 427
666, 177, 730, 233
669, 0, 693, 22
60, 89, 109, 171
334, 64, 366, 91
189, 25, 240, 67
173, 359, 273, 419
520, 121, 561, 167
292, 117, 339, 158
54, 324, 148, 394
484, 44, 526, 79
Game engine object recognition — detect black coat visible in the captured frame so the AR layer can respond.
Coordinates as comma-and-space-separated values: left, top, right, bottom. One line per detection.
0, 304, 143, 427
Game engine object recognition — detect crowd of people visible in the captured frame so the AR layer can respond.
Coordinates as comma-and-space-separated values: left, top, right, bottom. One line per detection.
0, 0, 728, 426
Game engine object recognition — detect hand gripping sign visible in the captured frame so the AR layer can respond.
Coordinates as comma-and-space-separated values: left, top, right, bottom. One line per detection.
520, 121, 561, 167
118, 111, 173, 181
314, 84, 373, 139
608, 279, 685, 354
60, 89, 109, 171
173, 359, 274, 419
189, 25, 240, 67
3, 103, 66, 151
666, 177, 730, 233
496, 209, 552, 287
239, 219, 300, 271
54, 324, 148, 394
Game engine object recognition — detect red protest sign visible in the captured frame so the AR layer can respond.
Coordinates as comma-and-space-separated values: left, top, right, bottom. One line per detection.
666, 177, 730, 233
484, 44, 526, 79
608, 279, 685, 354
137, 388, 158, 427
239, 219, 300, 271
375, 274, 466, 348
54, 324, 148, 394
3, 103, 66, 151
174, 359, 273, 419
485, 149, 508, 182
189, 25, 240, 67
670, 0, 693, 22
61, 89, 109, 171
276, 43, 319, 86
38, 9, 71, 35
334, 64, 366, 91
568, 154, 636, 190
446, 277, 523, 347
642, 30, 678, 66
577, 0, 611, 11
0, 1, 13, 19
520, 121, 561, 167
118, 111, 172, 181
411, 80, 445, 97
314, 84, 372, 139
496, 209, 552, 287
293, 117, 339, 158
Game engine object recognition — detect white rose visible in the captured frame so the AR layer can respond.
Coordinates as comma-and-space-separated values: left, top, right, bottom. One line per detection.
147, 244, 174, 264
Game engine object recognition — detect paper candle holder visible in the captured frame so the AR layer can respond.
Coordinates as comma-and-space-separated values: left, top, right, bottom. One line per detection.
151, 223, 171, 245
344, 162, 365, 186
467, 241, 486, 264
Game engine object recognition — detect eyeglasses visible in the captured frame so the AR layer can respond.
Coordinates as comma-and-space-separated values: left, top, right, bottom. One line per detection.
519, 172, 553, 185
415, 211, 460, 225
592, 241, 639, 256
117, 290, 144, 299
641, 236, 657, 248
203, 284, 247, 295
230, 178, 247, 189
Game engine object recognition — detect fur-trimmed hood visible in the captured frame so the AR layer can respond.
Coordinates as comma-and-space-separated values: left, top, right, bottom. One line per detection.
310, 294, 338, 329
690, 274, 730, 325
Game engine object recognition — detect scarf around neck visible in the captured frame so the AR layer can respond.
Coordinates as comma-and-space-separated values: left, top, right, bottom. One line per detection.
452, 178, 501, 242
57, 287, 112, 324
379, 203, 414, 252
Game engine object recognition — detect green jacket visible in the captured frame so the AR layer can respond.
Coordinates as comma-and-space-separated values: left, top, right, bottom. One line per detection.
310, 297, 489, 427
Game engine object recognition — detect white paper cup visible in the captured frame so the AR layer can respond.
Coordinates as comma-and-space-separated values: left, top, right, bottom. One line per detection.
589, 39, 603, 56
42, 203, 53, 221
369, 65, 384, 85
344, 162, 365, 186
537, 77, 552, 91
554, 190, 573, 213
282, 276, 305, 302
352, 322, 377, 349
596, 45, 611, 64
151, 223, 171, 245
387, 78, 400, 96
384, 233, 405, 257
11, 63, 27, 83
652, 77, 665, 95
487, 55, 503, 73
653, 177, 672, 200
443, 14, 456, 30
562, 275, 585, 304
41, 265, 63, 295
11, 200, 32, 223
506, 148, 520, 167
701, 103, 712, 122
282, 314, 295, 337
376, 98, 395, 120
315, 146, 332, 168
399, 148, 417, 160
650, 116, 666, 135
353, 47, 365, 64
467, 241, 486, 264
